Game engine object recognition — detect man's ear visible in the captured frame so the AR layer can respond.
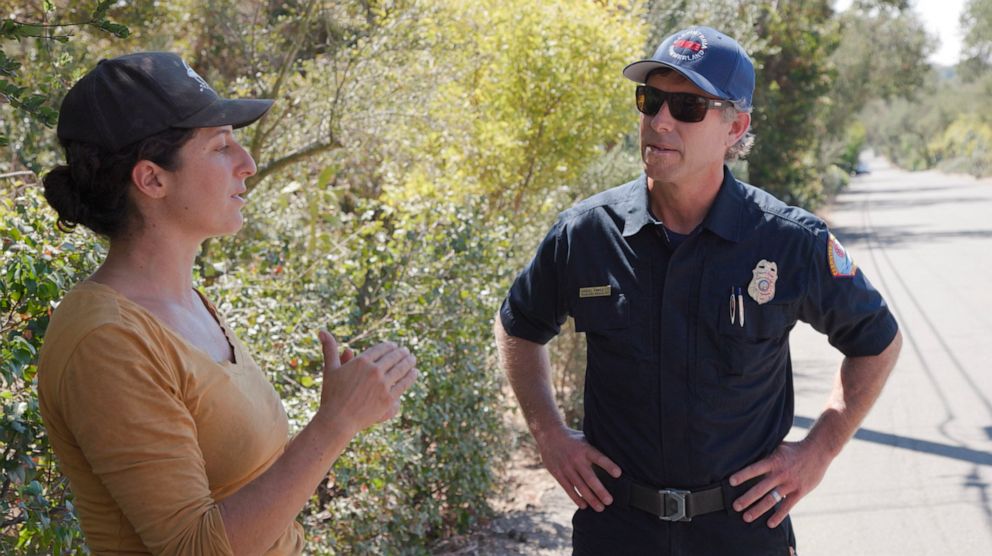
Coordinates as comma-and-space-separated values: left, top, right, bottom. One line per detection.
130, 160, 169, 200
727, 111, 751, 147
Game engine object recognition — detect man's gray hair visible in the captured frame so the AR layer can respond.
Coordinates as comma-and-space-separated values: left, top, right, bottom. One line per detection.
722, 107, 754, 160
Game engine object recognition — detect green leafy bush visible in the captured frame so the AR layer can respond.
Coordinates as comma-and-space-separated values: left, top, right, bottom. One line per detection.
1, 179, 103, 554
930, 116, 992, 177
207, 192, 515, 553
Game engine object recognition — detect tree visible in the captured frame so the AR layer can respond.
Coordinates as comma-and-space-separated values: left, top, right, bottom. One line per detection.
0, 1, 129, 167
822, 0, 929, 172
385, 0, 646, 213
961, 0, 992, 75
745, 0, 840, 207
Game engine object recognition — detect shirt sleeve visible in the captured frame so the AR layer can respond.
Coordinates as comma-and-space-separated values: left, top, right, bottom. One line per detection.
799, 227, 899, 357
58, 323, 234, 556
499, 217, 571, 344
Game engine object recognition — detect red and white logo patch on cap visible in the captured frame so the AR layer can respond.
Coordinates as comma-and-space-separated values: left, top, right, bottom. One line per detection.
668, 29, 708, 62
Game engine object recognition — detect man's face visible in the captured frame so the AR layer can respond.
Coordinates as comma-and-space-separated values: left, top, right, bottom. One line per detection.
639, 71, 748, 187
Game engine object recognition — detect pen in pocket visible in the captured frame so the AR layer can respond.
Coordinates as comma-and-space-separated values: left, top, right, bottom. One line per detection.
737, 287, 744, 327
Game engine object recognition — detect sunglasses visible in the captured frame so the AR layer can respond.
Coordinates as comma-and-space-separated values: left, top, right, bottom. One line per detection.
635, 85, 731, 123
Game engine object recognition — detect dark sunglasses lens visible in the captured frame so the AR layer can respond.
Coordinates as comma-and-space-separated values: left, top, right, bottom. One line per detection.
636, 87, 709, 122
636, 86, 662, 115
667, 93, 707, 123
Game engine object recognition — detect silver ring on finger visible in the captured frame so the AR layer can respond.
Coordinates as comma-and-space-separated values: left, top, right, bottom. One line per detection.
770, 488, 783, 503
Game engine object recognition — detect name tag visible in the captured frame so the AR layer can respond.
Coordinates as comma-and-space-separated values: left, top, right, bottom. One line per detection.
579, 285, 612, 298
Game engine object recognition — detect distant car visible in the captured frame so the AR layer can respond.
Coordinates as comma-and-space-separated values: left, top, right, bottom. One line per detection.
853, 161, 870, 175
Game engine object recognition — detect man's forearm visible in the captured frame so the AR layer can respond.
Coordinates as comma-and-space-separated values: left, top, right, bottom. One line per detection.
806, 330, 903, 457
729, 330, 902, 526
494, 315, 622, 510
493, 317, 566, 441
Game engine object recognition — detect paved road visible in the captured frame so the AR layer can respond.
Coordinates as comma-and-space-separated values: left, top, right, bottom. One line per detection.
788, 157, 992, 555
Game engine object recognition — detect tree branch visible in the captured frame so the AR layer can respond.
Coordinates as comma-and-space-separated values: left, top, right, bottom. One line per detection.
0, 171, 35, 180
248, 0, 319, 163
248, 139, 343, 187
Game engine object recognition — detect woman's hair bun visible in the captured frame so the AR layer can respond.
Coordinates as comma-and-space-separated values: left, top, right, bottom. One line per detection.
42, 165, 87, 233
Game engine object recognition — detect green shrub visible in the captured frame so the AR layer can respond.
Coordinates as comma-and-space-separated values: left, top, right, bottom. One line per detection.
208, 194, 514, 553
1, 178, 102, 554
930, 116, 992, 177
0, 173, 514, 553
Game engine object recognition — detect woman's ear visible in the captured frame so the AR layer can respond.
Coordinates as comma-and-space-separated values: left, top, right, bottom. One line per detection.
130, 160, 169, 200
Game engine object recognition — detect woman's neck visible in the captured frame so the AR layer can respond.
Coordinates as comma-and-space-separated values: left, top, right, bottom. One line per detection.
90, 228, 201, 306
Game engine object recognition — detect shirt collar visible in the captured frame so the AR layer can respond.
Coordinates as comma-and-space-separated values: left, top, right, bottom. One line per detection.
700, 166, 746, 243
621, 174, 657, 237
621, 167, 746, 242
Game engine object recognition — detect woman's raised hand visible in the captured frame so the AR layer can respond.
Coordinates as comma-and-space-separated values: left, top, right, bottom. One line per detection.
315, 330, 418, 435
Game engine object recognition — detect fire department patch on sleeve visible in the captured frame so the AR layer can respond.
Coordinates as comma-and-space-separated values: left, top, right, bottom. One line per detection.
827, 233, 857, 277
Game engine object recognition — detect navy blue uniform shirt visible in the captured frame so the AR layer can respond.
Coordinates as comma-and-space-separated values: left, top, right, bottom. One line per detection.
500, 167, 898, 555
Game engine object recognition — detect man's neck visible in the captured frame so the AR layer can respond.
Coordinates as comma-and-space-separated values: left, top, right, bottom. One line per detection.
647, 168, 725, 234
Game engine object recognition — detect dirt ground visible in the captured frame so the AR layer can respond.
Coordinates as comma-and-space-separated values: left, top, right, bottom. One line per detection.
431, 435, 575, 556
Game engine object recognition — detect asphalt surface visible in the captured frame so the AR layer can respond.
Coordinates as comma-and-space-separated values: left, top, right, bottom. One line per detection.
788, 157, 992, 555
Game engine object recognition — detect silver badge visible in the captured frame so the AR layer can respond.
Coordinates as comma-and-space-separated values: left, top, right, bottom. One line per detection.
747, 259, 777, 305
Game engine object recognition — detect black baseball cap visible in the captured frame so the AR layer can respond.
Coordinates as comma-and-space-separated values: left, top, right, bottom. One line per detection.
56, 52, 273, 152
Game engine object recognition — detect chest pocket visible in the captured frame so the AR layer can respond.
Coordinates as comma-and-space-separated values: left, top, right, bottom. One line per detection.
573, 293, 629, 333
716, 300, 793, 376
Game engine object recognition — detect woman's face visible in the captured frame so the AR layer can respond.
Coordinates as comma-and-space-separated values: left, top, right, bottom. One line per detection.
158, 126, 256, 240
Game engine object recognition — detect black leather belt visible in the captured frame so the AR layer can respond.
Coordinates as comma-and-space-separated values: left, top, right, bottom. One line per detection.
594, 467, 725, 522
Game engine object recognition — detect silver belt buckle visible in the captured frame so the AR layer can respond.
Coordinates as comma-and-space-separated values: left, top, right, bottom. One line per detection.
658, 488, 690, 522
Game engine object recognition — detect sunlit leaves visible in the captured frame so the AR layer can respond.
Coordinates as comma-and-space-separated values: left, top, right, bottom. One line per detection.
384, 0, 646, 212
1, 183, 100, 554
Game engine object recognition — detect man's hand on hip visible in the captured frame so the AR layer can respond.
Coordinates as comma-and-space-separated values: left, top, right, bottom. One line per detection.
536, 427, 622, 512
728, 439, 830, 528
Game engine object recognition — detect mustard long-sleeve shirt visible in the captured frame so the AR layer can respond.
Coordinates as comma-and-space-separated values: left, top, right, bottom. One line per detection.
38, 281, 305, 555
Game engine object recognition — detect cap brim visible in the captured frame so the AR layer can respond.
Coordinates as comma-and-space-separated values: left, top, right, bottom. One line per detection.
173, 98, 274, 130
622, 60, 725, 100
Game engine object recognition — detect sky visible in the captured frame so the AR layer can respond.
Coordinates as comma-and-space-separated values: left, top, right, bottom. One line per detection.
834, 0, 969, 64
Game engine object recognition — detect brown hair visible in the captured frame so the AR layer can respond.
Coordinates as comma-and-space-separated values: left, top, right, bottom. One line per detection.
43, 128, 195, 238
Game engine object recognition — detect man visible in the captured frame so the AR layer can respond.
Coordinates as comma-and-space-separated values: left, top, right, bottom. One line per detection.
494, 25, 901, 555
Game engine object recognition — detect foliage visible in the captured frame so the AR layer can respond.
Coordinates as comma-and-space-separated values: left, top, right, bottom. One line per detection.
834, 122, 867, 176
857, 0, 992, 177
961, 0, 992, 75
0, 1, 131, 162
387, 0, 645, 212
827, 3, 928, 123
821, 2, 929, 170
863, 71, 992, 177
209, 193, 515, 553
929, 111, 992, 177
1, 0, 647, 553
862, 95, 941, 171
1, 178, 103, 555
744, 1, 840, 208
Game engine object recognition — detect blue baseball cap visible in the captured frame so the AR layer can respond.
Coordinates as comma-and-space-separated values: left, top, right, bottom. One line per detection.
623, 26, 755, 112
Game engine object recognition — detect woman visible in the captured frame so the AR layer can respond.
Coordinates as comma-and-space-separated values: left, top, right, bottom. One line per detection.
37, 52, 418, 555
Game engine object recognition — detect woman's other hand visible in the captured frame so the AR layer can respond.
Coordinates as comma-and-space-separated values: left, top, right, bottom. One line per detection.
315, 330, 418, 435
